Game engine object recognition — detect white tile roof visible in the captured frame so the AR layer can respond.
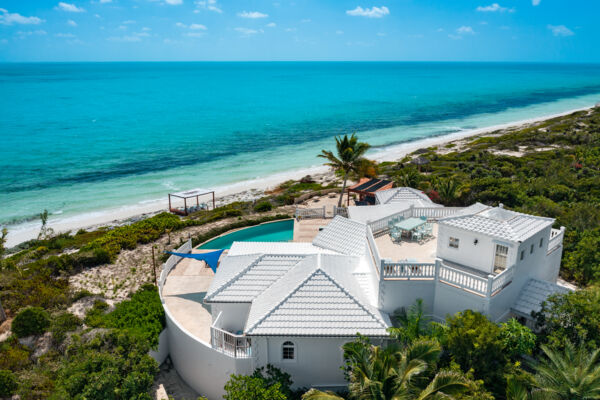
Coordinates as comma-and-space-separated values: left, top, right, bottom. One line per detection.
205, 254, 305, 302
375, 187, 435, 206
312, 216, 368, 256
347, 203, 416, 224
228, 241, 338, 256
245, 254, 390, 336
512, 278, 571, 317
439, 205, 554, 242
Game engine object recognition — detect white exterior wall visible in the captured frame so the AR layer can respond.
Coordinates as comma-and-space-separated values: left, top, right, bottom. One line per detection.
253, 336, 366, 390
432, 280, 488, 320
149, 329, 169, 365
210, 303, 251, 333
165, 306, 254, 400
380, 280, 435, 315
437, 225, 516, 273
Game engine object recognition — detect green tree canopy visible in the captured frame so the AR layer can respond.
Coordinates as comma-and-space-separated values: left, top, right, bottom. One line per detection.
319, 134, 371, 207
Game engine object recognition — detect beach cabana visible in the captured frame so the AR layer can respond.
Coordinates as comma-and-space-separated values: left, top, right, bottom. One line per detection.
169, 188, 215, 216
347, 178, 393, 206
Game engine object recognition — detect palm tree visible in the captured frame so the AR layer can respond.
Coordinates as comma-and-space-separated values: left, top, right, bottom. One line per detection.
434, 178, 461, 205
303, 338, 469, 400
396, 167, 421, 188
319, 134, 371, 207
531, 342, 600, 399
388, 298, 430, 343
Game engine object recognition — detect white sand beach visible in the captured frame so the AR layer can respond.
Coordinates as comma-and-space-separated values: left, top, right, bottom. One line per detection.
4, 104, 596, 248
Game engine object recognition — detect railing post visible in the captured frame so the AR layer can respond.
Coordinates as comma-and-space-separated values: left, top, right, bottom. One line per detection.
486, 275, 494, 297
434, 259, 440, 283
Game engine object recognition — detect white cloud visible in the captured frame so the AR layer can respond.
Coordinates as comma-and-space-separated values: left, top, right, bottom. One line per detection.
456, 26, 475, 35
238, 11, 268, 18
67, 19, 77, 27
186, 32, 204, 37
99, 0, 112, 3
16, 30, 47, 37
108, 35, 142, 42
135, 31, 150, 37
190, 23, 207, 30
285, 27, 296, 32
266, 22, 276, 27
165, 0, 183, 4
142, 27, 151, 31
377, 32, 387, 37
346, 6, 389, 18
476, 3, 513, 12
195, 0, 221, 13
301, 18, 311, 23
448, 34, 462, 40
57, 2, 85, 12
122, 20, 136, 24
547, 24, 574, 37
235, 27, 261, 36
55, 32, 76, 38
335, 30, 343, 35
94, 14, 101, 18
175, 22, 187, 28
0, 9, 44, 25
532, 0, 541, 5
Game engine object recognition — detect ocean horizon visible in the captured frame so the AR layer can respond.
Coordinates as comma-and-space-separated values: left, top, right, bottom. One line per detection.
2, 61, 600, 245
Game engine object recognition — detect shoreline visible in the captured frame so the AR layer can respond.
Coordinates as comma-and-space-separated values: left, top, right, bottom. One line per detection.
4, 103, 597, 248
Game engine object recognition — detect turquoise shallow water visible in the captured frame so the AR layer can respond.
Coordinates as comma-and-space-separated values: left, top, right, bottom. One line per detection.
1, 62, 600, 230
198, 219, 295, 249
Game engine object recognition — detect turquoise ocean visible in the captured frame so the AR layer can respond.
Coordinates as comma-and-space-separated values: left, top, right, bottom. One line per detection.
1, 62, 600, 243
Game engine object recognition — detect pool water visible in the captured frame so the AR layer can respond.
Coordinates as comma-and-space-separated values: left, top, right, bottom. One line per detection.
198, 219, 294, 249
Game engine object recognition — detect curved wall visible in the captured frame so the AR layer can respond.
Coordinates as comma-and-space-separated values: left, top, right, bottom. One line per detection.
164, 305, 254, 399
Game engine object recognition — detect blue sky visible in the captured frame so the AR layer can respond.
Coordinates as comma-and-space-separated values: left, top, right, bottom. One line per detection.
0, 0, 597, 62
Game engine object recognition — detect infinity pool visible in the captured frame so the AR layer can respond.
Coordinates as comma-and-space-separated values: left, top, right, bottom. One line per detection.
197, 219, 294, 249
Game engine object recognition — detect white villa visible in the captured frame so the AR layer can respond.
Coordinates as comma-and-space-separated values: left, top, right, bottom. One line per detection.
158, 187, 569, 399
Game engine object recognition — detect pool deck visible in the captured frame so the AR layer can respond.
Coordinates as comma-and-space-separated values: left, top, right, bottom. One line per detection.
163, 213, 438, 344
162, 249, 215, 343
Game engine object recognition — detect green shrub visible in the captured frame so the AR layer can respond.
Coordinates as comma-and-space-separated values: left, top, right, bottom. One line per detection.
50, 312, 82, 344
0, 338, 31, 371
51, 330, 158, 400
104, 284, 165, 349
12, 307, 50, 338
0, 369, 17, 398
253, 201, 273, 212
83, 300, 109, 328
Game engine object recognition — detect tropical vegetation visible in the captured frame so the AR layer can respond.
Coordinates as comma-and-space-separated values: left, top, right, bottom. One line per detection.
319, 133, 371, 207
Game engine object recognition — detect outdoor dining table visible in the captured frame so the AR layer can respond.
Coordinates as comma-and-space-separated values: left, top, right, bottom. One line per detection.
394, 217, 426, 238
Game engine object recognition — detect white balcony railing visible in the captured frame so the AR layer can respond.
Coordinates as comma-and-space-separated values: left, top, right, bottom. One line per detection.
294, 206, 326, 219
490, 266, 514, 295
381, 262, 436, 279
437, 262, 489, 297
333, 206, 348, 217
367, 206, 465, 236
210, 326, 252, 358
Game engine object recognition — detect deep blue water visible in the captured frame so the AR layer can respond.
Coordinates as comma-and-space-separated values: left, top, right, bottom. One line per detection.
1, 62, 600, 230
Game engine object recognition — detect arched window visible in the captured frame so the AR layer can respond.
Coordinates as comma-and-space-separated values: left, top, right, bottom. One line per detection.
282, 341, 295, 360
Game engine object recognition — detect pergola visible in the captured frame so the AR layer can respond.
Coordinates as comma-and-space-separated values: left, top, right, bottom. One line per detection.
168, 188, 215, 216
347, 178, 393, 206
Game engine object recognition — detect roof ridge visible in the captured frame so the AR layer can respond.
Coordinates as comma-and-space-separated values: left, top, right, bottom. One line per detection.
205, 253, 264, 302
317, 267, 388, 329
245, 262, 322, 334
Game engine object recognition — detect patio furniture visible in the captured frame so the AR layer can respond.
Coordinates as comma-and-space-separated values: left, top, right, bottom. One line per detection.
393, 217, 427, 240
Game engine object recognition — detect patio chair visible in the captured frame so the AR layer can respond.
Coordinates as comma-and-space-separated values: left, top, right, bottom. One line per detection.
390, 230, 402, 243
412, 231, 423, 242
420, 216, 427, 221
